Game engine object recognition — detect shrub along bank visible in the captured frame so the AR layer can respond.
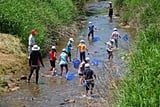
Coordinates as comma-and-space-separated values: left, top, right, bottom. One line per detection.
113, 0, 160, 106
0, 0, 77, 54
0, 0, 77, 91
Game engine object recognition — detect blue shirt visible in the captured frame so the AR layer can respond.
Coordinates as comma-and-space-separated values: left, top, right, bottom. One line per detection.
88, 24, 94, 31
66, 41, 72, 53
59, 52, 67, 65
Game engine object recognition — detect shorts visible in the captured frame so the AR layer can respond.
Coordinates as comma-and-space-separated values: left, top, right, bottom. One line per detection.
67, 52, 71, 57
60, 64, 68, 69
79, 73, 83, 77
86, 81, 94, 90
107, 49, 112, 54
50, 60, 56, 67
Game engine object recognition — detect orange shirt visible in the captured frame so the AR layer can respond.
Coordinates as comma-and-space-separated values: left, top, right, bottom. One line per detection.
78, 43, 86, 52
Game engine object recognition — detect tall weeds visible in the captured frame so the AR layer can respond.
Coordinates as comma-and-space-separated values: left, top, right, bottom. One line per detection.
114, 0, 160, 106
0, 0, 76, 54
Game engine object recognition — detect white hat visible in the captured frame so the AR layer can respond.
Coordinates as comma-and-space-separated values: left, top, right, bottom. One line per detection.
109, 1, 112, 4
32, 45, 40, 51
51, 46, 56, 49
80, 40, 85, 43
69, 38, 74, 42
89, 22, 92, 24
85, 57, 90, 61
113, 28, 117, 31
110, 39, 115, 43
62, 48, 66, 52
85, 63, 90, 68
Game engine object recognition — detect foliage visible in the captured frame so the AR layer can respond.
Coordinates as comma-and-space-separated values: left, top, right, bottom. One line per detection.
114, 0, 160, 106
0, 0, 76, 54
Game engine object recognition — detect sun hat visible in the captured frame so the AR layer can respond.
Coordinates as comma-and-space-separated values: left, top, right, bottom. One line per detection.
32, 45, 40, 51
110, 39, 115, 43
31, 29, 37, 35
80, 40, 85, 43
89, 22, 92, 24
85, 63, 90, 68
51, 46, 56, 49
69, 38, 74, 42
85, 57, 90, 61
113, 28, 117, 31
109, 1, 112, 4
62, 48, 66, 52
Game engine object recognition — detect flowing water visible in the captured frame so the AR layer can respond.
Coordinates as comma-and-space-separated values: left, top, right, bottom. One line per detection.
0, 1, 136, 107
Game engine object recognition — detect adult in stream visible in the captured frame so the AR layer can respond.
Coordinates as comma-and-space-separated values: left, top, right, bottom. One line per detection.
28, 45, 44, 84
108, 1, 113, 21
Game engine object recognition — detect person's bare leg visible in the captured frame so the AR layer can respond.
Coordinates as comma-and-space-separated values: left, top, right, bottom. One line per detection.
60, 66, 63, 77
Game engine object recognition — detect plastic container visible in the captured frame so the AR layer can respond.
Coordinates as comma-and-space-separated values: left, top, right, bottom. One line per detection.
66, 71, 75, 81
82, 80, 87, 88
73, 58, 80, 69
91, 59, 99, 66
92, 37, 100, 42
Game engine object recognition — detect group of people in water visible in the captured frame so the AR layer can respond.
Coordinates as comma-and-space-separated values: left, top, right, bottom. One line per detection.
27, 24, 120, 96
27, 28, 96, 96
27, 1, 120, 96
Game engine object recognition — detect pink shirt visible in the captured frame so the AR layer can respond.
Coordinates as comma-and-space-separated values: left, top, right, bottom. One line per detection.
111, 31, 120, 39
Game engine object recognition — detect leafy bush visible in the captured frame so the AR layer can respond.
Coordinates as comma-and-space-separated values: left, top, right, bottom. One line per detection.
0, 0, 76, 54
114, 0, 160, 106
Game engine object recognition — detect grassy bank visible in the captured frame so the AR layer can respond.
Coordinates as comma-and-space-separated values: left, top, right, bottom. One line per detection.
113, 0, 160, 106
0, 0, 78, 91
0, 0, 77, 54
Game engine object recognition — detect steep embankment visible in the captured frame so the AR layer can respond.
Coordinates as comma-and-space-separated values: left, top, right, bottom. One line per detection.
113, 0, 160, 106
0, 0, 79, 92
0, 33, 28, 92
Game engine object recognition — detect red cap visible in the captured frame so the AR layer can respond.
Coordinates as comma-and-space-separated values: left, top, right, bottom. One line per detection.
31, 29, 37, 35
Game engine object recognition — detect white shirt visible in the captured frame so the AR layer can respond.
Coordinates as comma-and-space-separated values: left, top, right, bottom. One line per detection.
28, 34, 35, 46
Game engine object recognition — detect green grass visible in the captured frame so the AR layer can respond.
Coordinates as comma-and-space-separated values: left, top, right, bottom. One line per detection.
0, 0, 77, 54
113, 0, 160, 106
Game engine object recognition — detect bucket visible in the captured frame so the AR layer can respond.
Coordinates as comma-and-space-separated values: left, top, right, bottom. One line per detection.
91, 59, 99, 66
82, 80, 87, 88
73, 58, 80, 69
66, 71, 75, 81
92, 37, 100, 42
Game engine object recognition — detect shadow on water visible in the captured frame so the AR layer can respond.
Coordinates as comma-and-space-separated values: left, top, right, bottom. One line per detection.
0, 1, 136, 107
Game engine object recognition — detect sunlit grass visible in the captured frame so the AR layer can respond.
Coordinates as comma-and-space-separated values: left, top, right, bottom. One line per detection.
113, 0, 160, 106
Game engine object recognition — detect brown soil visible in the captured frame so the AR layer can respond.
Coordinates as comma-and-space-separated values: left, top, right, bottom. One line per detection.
0, 33, 29, 91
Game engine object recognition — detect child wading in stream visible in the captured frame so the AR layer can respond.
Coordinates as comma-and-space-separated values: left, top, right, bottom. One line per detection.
78, 57, 90, 86
49, 46, 57, 76
105, 39, 115, 60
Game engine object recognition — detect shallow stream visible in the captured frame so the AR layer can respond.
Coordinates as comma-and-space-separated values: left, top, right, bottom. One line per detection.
0, 1, 136, 107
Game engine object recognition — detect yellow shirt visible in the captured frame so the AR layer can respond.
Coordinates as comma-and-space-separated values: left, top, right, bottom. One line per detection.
78, 43, 86, 52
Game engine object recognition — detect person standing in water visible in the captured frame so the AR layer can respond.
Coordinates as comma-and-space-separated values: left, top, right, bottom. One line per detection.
78, 57, 90, 86
108, 1, 113, 21
83, 63, 96, 96
65, 38, 74, 62
28, 29, 37, 58
110, 28, 121, 48
49, 46, 57, 76
105, 39, 115, 60
28, 45, 44, 84
77, 40, 88, 62
88, 22, 96, 39
59, 48, 68, 78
